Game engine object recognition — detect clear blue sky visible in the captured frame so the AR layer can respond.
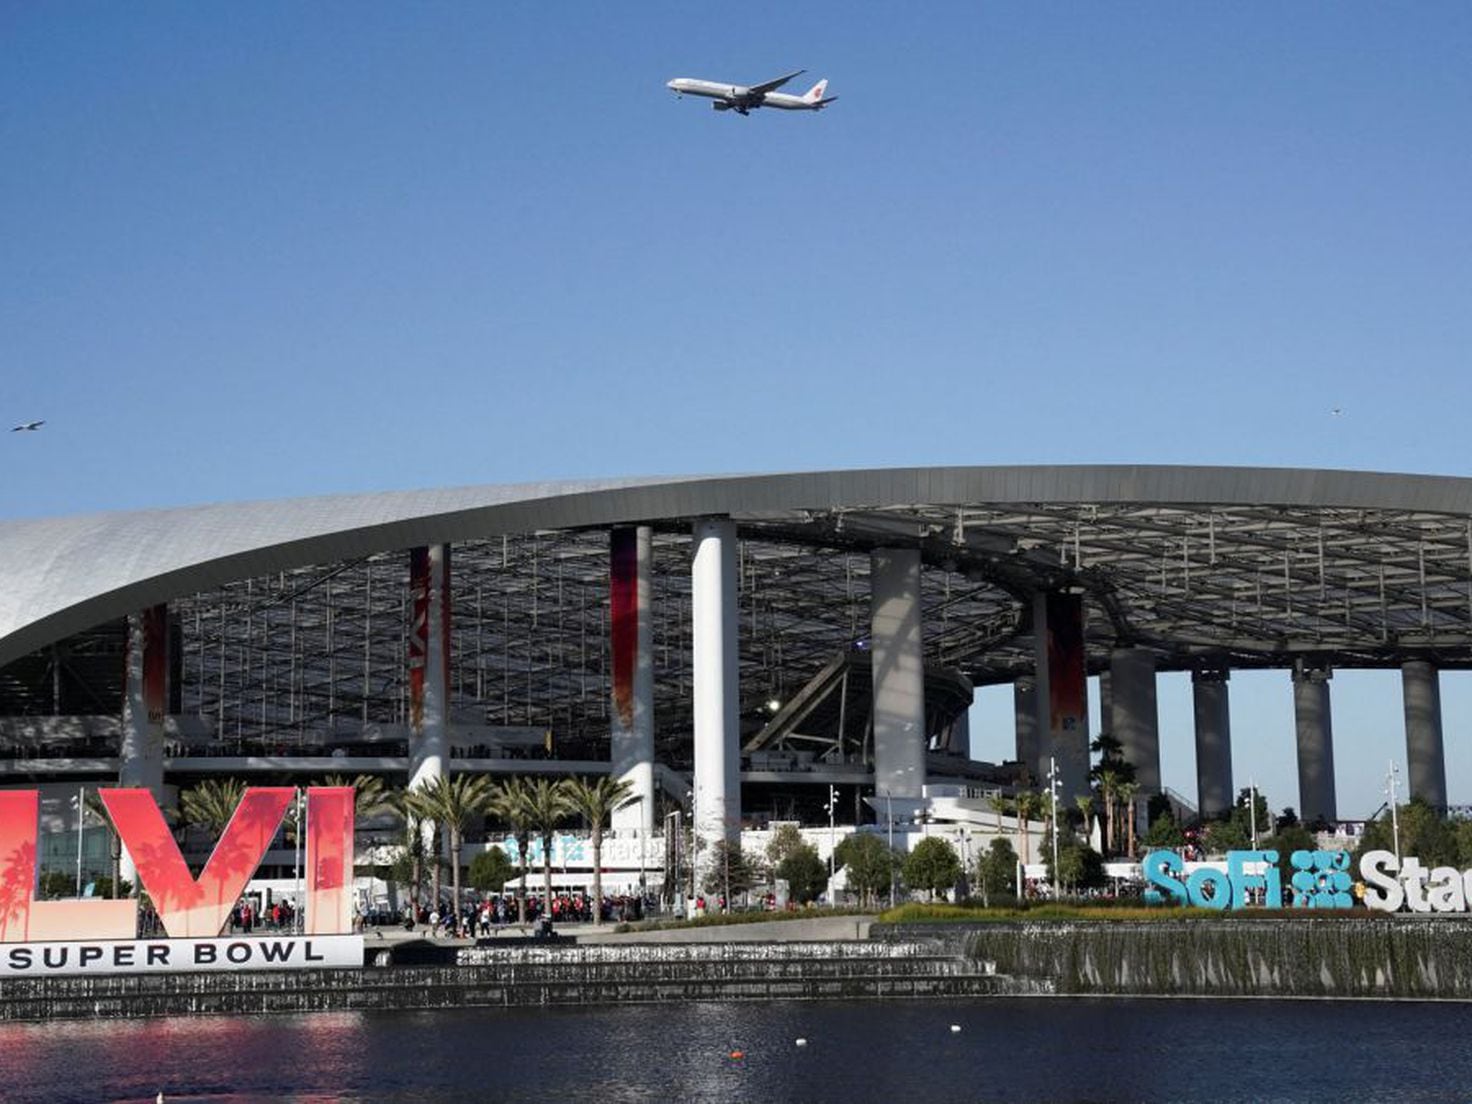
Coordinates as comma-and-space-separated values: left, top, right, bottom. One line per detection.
4, 4, 1471, 818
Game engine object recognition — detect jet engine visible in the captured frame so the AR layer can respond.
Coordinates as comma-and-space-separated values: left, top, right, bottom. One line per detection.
713, 101, 731, 111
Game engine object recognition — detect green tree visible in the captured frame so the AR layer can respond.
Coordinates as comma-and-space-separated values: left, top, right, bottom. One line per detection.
410, 773, 495, 920
833, 832, 897, 908
765, 823, 808, 872
976, 837, 1019, 906
1051, 843, 1106, 894
776, 843, 828, 905
1354, 799, 1457, 869
562, 775, 640, 924
1142, 811, 1186, 849
467, 847, 515, 894
389, 788, 431, 912
902, 837, 962, 901
1202, 817, 1249, 856
701, 839, 758, 901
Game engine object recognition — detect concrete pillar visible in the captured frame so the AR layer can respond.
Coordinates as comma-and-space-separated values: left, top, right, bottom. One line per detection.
610, 526, 655, 833
1402, 660, 1447, 810
692, 518, 740, 887
1109, 647, 1160, 793
409, 544, 450, 793
1014, 679, 1039, 783
1033, 592, 1090, 800
119, 605, 168, 890
1192, 668, 1233, 821
870, 547, 927, 800
947, 709, 971, 760
1293, 664, 1337, 825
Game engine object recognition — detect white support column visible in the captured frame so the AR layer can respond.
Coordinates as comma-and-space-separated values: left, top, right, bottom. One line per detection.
1192, 668, 1233, 821
1109, 647, 1160, 793
870, 547, 927, 801
692, 518, 740, 888
1403, 660, 1447, 810
410, 544, 450, 793
1293, 663, 1337, 826
610, 526, 655, 833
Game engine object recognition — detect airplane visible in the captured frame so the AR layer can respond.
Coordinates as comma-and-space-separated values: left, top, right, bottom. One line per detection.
10, 420, 43, 432
666, 70, 837, 115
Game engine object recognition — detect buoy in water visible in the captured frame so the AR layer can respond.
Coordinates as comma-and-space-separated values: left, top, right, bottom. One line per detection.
795, 1038, 808, 1047
950, 1024, 962, 1033
729, 1050, 745, 1059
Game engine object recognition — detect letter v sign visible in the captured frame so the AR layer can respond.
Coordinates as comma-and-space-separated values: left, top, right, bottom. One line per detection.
102, 788, 294, 938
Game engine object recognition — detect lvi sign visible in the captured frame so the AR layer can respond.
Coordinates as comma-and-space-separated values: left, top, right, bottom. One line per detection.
0, 787, 360, 976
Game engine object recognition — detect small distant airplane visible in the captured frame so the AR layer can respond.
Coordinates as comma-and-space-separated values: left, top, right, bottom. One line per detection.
10, 420, 43, 432
666, 70, 837, 115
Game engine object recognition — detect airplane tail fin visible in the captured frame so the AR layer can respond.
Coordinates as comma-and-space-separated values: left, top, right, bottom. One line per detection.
803, 79, 828, 103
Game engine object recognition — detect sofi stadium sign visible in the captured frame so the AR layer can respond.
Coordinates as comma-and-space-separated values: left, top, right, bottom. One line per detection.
1144, 848, 1472, 913
0, 787, 361, 976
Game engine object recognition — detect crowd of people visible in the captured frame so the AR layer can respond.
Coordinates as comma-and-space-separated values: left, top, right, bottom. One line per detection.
390, 891, 652, 938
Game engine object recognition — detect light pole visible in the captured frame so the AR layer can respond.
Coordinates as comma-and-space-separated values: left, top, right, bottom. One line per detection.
1047, 756, 1061, 900
74, 785, 86, 897
886, 791, 896, 910
1387, 760, 1402, 862
1249, 778, 1260, 851
825, 784, 837, 905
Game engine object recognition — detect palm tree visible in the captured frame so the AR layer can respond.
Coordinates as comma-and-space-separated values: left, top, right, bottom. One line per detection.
1118, 781, 1140, 858
1097, 768, 1121, 856
389, 788, 430, 912
181, 778, 248, 837
524, 777, 573, 918
324, 773, 395, 821
410, 774, 495, 926
562, 776, 640, 925
488, 777, 536, 924
1013, 790, 1040, 868
1075, 795, 1094, 845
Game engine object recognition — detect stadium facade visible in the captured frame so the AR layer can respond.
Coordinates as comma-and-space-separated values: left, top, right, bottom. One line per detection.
3, 465, 1471, 887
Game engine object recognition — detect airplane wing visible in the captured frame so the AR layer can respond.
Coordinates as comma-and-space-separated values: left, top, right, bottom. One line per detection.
748, 69, 805, 96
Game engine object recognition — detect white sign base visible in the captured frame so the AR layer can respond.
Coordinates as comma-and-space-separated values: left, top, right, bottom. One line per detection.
2, 935, 363, 978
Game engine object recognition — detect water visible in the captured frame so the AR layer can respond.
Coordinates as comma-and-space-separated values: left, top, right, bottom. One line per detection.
2, 998, 1471, 1103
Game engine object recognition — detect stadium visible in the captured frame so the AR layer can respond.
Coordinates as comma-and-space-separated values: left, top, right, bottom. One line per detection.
2, 464, 1470, 900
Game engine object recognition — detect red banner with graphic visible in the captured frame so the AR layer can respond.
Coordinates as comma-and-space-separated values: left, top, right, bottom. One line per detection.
1046, 592, 1086, 736
610, 528, 637, 730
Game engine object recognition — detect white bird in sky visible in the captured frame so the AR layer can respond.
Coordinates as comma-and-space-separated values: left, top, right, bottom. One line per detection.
10, 420, 44, 432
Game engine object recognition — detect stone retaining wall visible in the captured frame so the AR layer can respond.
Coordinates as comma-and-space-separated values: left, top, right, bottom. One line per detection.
876, 918, 1472, 999
0, 941, 1026, 1022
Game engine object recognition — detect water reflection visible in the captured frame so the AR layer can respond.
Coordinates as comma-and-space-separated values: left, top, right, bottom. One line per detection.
2, 999, 1472, 1103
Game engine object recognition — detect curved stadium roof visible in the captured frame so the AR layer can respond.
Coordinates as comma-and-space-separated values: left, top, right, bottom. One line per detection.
3, 465, 1472, 754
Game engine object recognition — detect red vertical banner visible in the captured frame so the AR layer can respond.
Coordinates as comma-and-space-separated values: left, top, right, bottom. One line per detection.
306, 787, 355, 935
1046, 592, 1086, 736
141, 604, 168, 727
610, 528, 637, 730
408, 547, 429, 731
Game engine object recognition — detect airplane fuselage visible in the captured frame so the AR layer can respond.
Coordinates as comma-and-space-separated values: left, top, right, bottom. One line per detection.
666, 78, 826, 112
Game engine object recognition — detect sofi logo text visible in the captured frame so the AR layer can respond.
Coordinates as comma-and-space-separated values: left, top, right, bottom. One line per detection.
1143, 849, 1357, 910
0, 787, 353, 943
